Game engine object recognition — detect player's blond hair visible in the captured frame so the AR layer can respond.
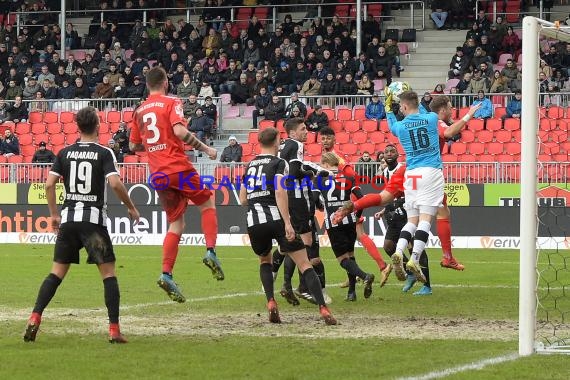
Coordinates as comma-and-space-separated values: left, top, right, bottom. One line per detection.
321, 152, 340, 167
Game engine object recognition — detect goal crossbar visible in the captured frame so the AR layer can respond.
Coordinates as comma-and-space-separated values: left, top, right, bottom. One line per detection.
520, 17, 570, 357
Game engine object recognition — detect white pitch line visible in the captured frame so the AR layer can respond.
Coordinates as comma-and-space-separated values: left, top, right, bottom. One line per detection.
396, 352, 519, 380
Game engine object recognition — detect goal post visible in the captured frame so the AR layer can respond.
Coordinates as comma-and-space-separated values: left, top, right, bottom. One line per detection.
520, 17, 570, 356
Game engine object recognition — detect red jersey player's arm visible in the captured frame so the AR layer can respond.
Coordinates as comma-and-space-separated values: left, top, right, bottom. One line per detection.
441, 103, 482, 139
128, 117, 146, 152
172, 123, 217, 159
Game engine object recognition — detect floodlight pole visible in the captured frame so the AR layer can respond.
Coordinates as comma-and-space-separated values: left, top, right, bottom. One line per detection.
519, 16, 539, 357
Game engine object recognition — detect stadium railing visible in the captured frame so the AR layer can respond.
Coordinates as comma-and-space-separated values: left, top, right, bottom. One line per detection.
13, 1, 426, 36
1, 161, 568, 185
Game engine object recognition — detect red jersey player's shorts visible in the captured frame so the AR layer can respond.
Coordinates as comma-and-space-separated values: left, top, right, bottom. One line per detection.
157, 169, 212, 223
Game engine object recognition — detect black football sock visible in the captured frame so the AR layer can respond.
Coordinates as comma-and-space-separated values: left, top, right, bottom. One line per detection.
348, 273, 357, 293
306, 244, 326, 288
103, 276, 120, 324
419, 251, 431, 288
260, 263, 274, 301
32, 273, 62, 314
340, 258, 368, 280
297, 269, 307, 291
272, 249, 284, 273
301, 268, 326, 306
314, 261, 326, 288
283, 256, 296, 291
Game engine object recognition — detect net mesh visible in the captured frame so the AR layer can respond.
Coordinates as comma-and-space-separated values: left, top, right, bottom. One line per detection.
535, 24, 570, 352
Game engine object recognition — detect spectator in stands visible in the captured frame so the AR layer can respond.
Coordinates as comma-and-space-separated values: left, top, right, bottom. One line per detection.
274, 62, 294, 93
292, 61, 309, 93
0, 129, 20, 156
475, 9, 491, 33
373, 46, 393, 84
365, 93, 385, 120
319, 72, 337, 107
539, 59, 553, 78
431, 0, 449, 30
40, 78, 57, 100
5, 80, 22, 101
479, 35, 498, 63
355, 151, 375, 178
264, 94, 286, 123
286, 106, 303, 121
504, 90, 522, 120
0, 98, 8, 122
501, 59, 521, 89
448, 0, 470, 30
22, 77, 40, 100
354, 52, 373, 81
53, 66, 70, 88
306, 105, 329, 133
107, 63, 122, 86
202, 96, 217, 124
86, 67, 104, 93
177, 73, 197, 98
502, 27, 521, 61
93, 75, 114, 98
479, 61, 494, 79
32, 141, 56, 164
543, 83, 562, 107
219, 60, 240, 94
357, 74, 374, 95
198, 81, 214, 98
338, 72, 358, 99
6, 96, 27, 122
469, 47, 490, 72
189, 108, 213, 145
419, 92, 433, 113
471, 90, 493, 119
447, 46, 469, 79
30, 91, 47, 112
449, 87, 461, 108
432, 84, 445, 95
73, 77, 91, 98
251, 86, 271, 129
57, 79, 74, 99
551, 70, 569, 91
107, 138, 124, 163
113, 77, 128, 98
489, 70, 508, 93
467, 69, 489, 93
126, 75, 145, 99
183, 94, 201, 120
284, 92, 307, 119
219, 135, 243, 163
300, 75, 321, 97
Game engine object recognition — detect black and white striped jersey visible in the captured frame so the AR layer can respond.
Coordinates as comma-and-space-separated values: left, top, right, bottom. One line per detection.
50, 142, 119, 226
318, 172, 358, 229
245, 154, 289, 227
278, 138, 311, 204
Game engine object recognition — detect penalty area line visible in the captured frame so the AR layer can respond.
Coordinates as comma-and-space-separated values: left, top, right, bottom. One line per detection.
395, 352, 519, 380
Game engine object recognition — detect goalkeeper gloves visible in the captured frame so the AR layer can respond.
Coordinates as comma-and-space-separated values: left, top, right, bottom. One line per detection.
383, 87, 393, 114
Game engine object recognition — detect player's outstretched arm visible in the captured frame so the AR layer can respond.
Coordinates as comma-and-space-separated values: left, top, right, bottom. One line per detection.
173, 123, 217, 160
45, 173, 61, 232
108, 174, 140, 224
444, 103, 482, 138
129, 142, 146, 152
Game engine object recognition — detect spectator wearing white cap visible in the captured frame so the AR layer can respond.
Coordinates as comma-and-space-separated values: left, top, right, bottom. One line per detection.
219, 136, 243, 163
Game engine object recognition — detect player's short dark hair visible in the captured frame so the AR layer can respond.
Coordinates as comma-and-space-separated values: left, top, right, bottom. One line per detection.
399, 91, 419, 108
319, 127, 335, 136
430, 95, 451, 113
284, 117, 305, 135
146, 66, 167, 90
384, 144, 397, 152
75, 106, 99, 135
258, 127, 279, 147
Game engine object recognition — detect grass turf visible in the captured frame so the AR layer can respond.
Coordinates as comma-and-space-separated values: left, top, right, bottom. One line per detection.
1, 245, 568, 379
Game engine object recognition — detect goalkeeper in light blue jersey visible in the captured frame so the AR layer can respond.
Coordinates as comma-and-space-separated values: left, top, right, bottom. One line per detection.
382, 89, 445, 285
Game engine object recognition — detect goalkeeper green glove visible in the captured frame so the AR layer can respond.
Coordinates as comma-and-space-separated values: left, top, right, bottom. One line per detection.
383, 87, 393, 113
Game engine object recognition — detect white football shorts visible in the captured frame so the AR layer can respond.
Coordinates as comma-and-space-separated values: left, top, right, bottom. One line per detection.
403, 167, 445, 216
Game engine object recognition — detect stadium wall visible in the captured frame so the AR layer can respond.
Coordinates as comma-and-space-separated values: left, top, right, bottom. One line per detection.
0, 183, 568, 249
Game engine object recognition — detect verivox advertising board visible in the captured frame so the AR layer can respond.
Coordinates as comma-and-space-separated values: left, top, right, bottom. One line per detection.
0, 183, 568, 248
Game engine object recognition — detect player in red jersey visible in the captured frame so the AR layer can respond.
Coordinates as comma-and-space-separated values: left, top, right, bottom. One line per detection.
320, 127, 393, 285
129, 67, 224, 303
430, 96, 481, 271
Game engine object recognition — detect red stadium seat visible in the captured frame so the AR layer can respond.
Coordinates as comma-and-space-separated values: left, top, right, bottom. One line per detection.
339, 144, 357, 155
123, 155, 139, 163
329, 120, 342, 133
368, 131, 385, 143
43, 112, 59, 123
494, 107, 506, 119
539, 118, 556, 131
467, 142, 485, 155
336, 108, 352, 121
450, 142, 467, 155
460, 129, 475, 143
122, 110, 134, 123
458, 107, 470, 119
60, 112, 75, 124
458, 154, 476, 162
494, 130, 512, 143
28, 112, 43, 123
487, 142, 505, 155
467, 119, 484, 131
31, 123, 46, 135
306, 144, 321, 156
306, 132, 317, 144
351, 131, 368, 144
379, 120, 389, 134
50, 134, 65, 145
247, 132, 258, 144
485, 118, 502, 131
360, 143, 375, 154
512, 130, 521, 142
7, 155, 23, 163
550, 130, 568, 143
361, 119, 378, 132
504, 118, 521, 131
258, 120, 275, 130
18, 134, 33, 146
478, 154, 494, 162
477, 130, 493, 143
322, 109, 335, 121
107, 111, 121, 123
343, 120, 360, 133
442, 153, 458, 163
63, 123, 78, 134
353, 108, 366, 121
336, 132, 350, 144
547, 106, 565, 119
99, 122, 110, 134
16, 122, 31, 134
47, 122, 62, 134
505, 142, 521, 156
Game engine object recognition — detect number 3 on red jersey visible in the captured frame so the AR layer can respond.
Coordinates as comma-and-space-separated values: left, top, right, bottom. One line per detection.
143, 112, 160, 144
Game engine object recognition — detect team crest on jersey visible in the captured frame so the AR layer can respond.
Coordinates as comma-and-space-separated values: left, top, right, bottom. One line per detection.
175, 102, 184, 118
